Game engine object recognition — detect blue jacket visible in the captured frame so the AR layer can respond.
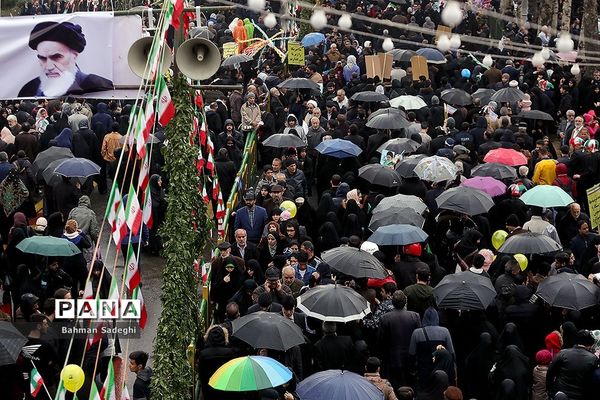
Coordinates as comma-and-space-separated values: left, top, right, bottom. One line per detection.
91, 102, 113, 132
234, 205, 267, 243
0, 161, 15, 182
295, 265, 315, 285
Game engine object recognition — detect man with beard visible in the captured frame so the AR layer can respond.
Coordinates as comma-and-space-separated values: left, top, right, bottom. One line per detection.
19, 21, 113, 97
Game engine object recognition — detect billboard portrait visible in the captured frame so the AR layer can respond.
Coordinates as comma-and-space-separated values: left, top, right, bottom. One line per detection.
0, 12, 143, 99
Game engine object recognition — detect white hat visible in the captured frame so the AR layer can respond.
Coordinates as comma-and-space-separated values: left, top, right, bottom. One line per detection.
360, 241, 379, 254
35, 217, 48, 232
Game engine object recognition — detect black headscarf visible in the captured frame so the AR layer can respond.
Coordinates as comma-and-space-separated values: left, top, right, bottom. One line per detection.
464, 332, 494, 399
561, 321, 578, 348
492, 345, 530, 400
416, 370, 449, 400
497, 322, 524, 353
495, 378, 516, 400
433, 348, 455, 384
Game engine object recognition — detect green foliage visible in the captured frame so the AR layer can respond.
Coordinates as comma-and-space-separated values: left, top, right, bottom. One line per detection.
299, 0, 317, 39
151, 74, 209, 400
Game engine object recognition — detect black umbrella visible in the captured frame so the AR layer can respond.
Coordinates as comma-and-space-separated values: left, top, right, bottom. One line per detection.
471, 163, 517, 180
232, 312, 306, 351
516, 110, 555, 121
394, 154, 427, 178
441, 89, 472, 106
321, 246, 387, 279
0, 321, 28, 366
202, 90, 226, 103
32, 146, 74, 179
435, 187, 494, 216
368, 107, 406, 120
297, 284, 371, 322
490, 86, 526, 103
358, 164, 402, 187
351, 91, 389, 103
377, 138, 420, 154
498, 232, 562, 255
42, 160, 87, 186
278, 78, 320, 91
262, 134, 306, 148
388, 49, 416, 62
369, 207, 425, 230
535, 273, 600, 310
366, 109, 410, 130
221, 54, 253, 67
434, 271, 497, 310
471, 88, 496, 104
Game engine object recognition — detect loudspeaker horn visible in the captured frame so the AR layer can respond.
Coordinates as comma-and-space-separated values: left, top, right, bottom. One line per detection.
128, 37, 173, 80
176, 34, 221, 81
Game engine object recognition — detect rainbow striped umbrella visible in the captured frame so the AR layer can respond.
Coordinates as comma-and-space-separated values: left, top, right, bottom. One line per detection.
209, 356, 292, 391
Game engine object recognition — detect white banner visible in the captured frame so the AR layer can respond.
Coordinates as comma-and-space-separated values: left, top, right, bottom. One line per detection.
0, 12, 143, 99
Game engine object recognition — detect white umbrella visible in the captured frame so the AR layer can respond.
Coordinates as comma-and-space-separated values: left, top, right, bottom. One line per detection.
389, 95, 427, 110
414, 155, 458, 182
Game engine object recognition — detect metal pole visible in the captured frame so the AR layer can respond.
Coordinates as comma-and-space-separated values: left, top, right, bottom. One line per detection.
113, 6, 235, 15
114, 84, 244, 90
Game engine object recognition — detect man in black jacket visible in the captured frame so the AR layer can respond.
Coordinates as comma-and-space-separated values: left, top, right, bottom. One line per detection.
313, 321, 356, 372
129, 351, 152, 400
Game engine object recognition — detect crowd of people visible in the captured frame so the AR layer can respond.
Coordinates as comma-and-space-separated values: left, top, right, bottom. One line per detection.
3, 1, 600, 400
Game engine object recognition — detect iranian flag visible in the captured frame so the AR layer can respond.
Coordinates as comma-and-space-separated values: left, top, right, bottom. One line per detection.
82, 278, 94, 300
137, 154, 150, 192
106, 186, 128, 246
201, 183, 209, 203
90, 381, 101, 400
170, 0, 185, 29
125, 244, 141, 295
125, 185, 142, 237
111, 199, 127, 247
212, 176, 220, 201
132, 286, 148, 329
30, 367, 44, 397
196, 145, 205, 172
157, 76, 175, 126
198, 113, 207, 146
142, 185, 153, 229
100, 359, 116, 400
121, 384, 130, 400
54, 380, 66, 400
133, 108, 147, 159
142, 98, 155, 142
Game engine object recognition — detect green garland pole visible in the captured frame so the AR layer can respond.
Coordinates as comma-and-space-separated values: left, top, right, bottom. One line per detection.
151, 73, 209, 399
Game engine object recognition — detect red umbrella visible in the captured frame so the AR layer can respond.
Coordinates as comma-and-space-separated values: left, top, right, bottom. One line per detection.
483, 148, 528, 166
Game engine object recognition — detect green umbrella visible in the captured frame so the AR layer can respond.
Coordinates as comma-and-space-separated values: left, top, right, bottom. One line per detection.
209, 356, 292, 391
16, 236, 81, 256
520, 185, 575, 208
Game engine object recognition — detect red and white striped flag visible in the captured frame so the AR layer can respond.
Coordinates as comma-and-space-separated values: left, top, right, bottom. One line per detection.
196, 145, 205, 172
216, 189, 226, 219
201, 183, 209, 203
212, 176, 220, 201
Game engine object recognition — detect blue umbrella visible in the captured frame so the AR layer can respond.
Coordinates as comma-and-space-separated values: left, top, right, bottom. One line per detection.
315, 139, 362, 158
297, 370, 384, 400
52, 157, 101, 178
416, 48, 446, 64
301, 32, 326, 47
368, 224, 428, 246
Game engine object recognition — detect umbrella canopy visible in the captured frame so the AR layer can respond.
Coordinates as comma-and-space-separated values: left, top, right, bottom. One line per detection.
414, 155, 458, 182
119, 133, 161, 144
301, 32, 326, 47
368, 107, 406, 120
369, 224, 428, 246
42, 159, 87, 186
536, 273, 600, 311
389, 95, 427, 110
416, 48, 446, 63
369, 207, 425, 230
297, 284, 371, 322
321, 246, 387, 279
471, 162, 517, 180
389, 49, 416, 62
395, 154, 427, 178
434, 271, 497, 310
278, 78, 320, 91
16, 236, 81, 256
32, 146, 73, 178
232, 312, 305, 351
498, 232, 562, 255
441, 88, 472, 106
471, 88, 496, 104
52, 157, 101, 178
209, 356, 292, 391
221, 53, 253, 67
0, 321, 27, 366
516, 110, 554, 121
520, 185, 575, 208
483, 148, 528, 166
435, 186, 494, 216
297, 370, 385, 400
490, 86, 527, 102
461, 176, 507, 197
373, 194, 428, 215
262, 134, 306, 148
377, 138, 420, 154
315, 139, 362, 158
358, 164, 402, 187
351, 91, 388, 102
366, 109, 410, 130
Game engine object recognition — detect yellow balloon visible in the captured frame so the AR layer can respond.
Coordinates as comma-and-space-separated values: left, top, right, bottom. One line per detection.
514, 253, 528, 271
280, 200, 297, 218
492, 230, 508, 250
61, 364, 85, 393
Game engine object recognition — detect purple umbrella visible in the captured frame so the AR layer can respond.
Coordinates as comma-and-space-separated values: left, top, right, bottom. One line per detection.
461, 176, 507, 197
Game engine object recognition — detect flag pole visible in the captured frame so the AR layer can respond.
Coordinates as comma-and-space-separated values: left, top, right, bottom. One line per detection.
29, 360, 53, 400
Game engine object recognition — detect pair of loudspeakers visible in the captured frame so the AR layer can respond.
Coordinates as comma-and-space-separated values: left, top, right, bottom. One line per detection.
128, 29, 222, 81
